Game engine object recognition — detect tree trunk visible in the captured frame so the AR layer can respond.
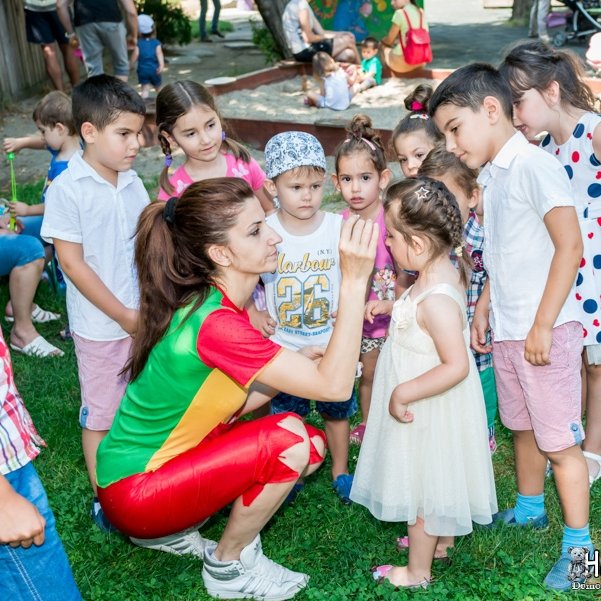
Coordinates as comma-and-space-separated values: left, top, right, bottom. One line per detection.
255, 0, 291, 59
511, 0, 531, 21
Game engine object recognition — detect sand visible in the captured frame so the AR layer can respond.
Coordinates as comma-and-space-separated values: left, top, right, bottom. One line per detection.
217, 76, 440, 131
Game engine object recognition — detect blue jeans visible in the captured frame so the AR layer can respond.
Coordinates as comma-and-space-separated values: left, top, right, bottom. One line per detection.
199, 0, 221, 37
0, 234, 45, 277
0, 463, 81, 601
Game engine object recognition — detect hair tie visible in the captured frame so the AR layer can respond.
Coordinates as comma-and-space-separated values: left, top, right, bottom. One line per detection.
164, 153, 173, 168
163, 196, 177, 224
454, 241, 465, 255
410, 100, 424, 111
344, 136, 377, 152
409, 114, 429, 121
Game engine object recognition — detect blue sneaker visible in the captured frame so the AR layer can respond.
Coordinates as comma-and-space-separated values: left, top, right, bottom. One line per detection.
544, 552, 584, 591
90, 502, 119, 533
332, 474, 353, 504
489, 507, 548, 529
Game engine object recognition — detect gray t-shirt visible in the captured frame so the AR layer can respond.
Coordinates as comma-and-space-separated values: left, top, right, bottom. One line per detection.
282, 0, 320, 55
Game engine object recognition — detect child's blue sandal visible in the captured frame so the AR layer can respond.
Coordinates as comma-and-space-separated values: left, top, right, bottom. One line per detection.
332, 473, 353, 504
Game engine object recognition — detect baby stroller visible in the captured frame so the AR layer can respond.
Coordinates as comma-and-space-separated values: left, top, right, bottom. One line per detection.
551, 0, 601, 47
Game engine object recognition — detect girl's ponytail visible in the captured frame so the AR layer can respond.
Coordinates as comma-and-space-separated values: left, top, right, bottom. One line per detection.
158, 130, 175, 196
391, 84, 443, 151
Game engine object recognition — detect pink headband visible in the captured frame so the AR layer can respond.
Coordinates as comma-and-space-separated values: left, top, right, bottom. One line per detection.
344, 136, 377, 152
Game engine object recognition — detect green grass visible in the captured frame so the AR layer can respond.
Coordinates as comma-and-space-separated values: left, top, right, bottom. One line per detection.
1, 180, 600, 600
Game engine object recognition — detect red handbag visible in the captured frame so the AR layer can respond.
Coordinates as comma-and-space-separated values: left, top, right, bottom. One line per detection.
399, 8, 433, 65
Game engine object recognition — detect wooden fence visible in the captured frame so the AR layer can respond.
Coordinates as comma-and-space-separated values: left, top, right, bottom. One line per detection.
0, 0, 47, 103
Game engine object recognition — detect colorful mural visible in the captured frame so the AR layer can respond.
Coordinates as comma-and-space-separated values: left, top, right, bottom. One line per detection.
310, 1, 424, 42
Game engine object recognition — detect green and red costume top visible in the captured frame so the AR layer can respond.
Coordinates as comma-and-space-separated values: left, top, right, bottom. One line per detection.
96, 286, 283, 489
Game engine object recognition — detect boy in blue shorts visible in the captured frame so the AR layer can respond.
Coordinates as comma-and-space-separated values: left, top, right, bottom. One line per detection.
254, 131, 356, 503
430, 63, 592, 592
129, 14, 164, 99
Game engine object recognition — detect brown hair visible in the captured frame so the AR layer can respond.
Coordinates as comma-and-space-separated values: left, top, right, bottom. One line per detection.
391, 84, 443, 151
418, 145, 479, 199
127, 177, 254, 380
312, 51, 338, 78
155, 80, 251, 195
335, 113, 387, 173
499, 40, 598, 112
32, 91, 76, 135
385, 176, 470, 287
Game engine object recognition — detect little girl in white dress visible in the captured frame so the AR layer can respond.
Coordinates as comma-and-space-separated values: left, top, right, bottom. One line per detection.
351, 177, 497, 590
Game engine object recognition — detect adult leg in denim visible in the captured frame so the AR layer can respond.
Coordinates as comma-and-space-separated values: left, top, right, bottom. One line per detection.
211, 0, 221, 33
0, 463, 81, 601
4, 240, 47, 351
199, 0, 208, 38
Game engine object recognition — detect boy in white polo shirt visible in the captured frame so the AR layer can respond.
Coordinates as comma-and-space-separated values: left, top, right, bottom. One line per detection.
41, 75, 149, 531
431, 63, 592, 592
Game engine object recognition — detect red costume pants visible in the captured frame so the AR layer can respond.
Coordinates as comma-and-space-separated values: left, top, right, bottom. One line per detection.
97, 413, 326, 538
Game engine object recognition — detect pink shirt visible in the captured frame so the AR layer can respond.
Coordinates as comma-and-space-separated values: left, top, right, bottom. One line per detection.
342, 205, 397, 338
157, 153, 266, 200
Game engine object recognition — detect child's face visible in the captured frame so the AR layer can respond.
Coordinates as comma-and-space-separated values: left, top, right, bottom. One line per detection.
269, 168, 325, 223
37, 121, 65, 151
391, 0, 410, 9
434, 173, 479, 224
511, 88, 552, 140
384, 210, 418, 271
333, 151, 390, 213
394, 130, 435, 178
168, 105, 223, 164
219, 196, 282, 276
361, 45, 378, 60
82, 111, 144, 174
433, 104, 495, 170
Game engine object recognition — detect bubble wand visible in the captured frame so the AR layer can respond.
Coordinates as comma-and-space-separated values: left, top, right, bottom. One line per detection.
7, 152, 17, 231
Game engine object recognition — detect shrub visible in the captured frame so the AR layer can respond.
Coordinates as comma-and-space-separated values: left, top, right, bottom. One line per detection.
250, 21, 284, 65
134, 0, 192, 45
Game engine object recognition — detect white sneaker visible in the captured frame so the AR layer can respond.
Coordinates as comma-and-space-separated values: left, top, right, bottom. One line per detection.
202, 534, 309, 600
130, 526, 216, 559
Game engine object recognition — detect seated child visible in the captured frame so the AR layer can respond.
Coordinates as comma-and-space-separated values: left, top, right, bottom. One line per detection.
355, 36, 382, 93
305, 52, 353, 110
2, 91, 80, 242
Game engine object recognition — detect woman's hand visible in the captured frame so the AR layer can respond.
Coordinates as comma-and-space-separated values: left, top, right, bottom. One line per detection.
338, 214, 378, 286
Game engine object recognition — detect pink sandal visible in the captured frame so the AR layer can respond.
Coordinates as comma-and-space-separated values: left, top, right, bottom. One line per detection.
349, 423, 366, 444
371, 565, 432, 589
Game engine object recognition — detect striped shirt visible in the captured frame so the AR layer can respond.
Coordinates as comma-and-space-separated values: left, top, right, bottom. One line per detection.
464, 211, 492, 371
0, 331, 44, 475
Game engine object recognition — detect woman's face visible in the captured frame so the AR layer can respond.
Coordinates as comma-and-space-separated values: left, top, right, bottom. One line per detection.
224, 196, 282, 275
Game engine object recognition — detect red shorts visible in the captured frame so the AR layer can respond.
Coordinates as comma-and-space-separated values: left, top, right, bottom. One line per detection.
97, 413, 326, 538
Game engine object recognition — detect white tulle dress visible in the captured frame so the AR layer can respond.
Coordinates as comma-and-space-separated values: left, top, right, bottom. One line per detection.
350, 283, 497, 536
